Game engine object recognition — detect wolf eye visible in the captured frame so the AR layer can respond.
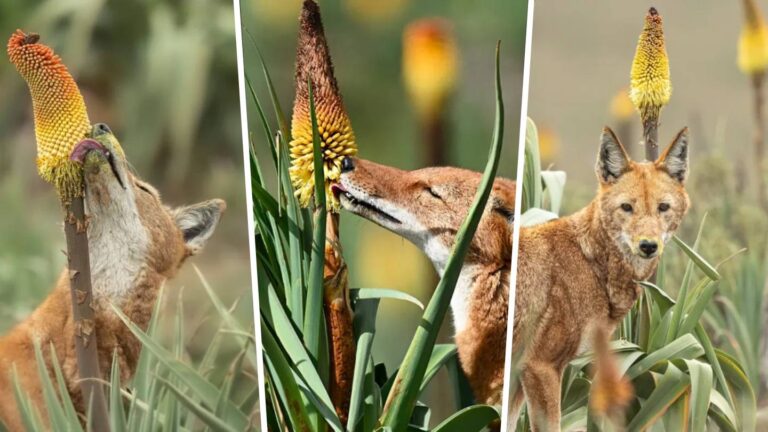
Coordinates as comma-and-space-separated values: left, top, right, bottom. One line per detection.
620, 203, 633, 212
658, 203, 670, 212
426, 187, 442, 199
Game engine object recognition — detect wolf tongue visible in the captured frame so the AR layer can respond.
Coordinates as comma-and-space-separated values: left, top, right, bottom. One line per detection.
69, 139, 107, 163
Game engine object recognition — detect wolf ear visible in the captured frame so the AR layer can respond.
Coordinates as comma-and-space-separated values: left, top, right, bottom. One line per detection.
173, 199, 226, 255
491, 180, 516, 225
596, 127, 631, 184
656, 127, 689, 183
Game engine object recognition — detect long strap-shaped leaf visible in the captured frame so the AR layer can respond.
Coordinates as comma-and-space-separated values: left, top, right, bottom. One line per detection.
303, 79, 329, 372
379, 42, 505, 430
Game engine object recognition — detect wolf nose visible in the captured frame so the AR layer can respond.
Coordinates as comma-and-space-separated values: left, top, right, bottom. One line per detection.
93, 123, 112, 136
341, 156, 354, 173
639, 240, 658, 256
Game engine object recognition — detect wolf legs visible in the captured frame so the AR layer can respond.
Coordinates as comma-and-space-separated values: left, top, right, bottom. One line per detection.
521, 360, 562, 432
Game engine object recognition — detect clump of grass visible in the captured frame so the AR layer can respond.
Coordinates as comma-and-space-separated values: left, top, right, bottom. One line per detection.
9, 270, 259, 431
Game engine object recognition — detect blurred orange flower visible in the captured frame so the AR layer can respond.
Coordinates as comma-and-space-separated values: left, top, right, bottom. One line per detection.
403, 18, 458, 121
738, 0, 768, 75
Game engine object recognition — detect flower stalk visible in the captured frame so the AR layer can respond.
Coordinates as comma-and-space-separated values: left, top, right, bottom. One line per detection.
630, 7, 671, 161
403, 19, 457, 165
7, 30, 110, 430
739, 0, 768, 209
291, 1, 356, 423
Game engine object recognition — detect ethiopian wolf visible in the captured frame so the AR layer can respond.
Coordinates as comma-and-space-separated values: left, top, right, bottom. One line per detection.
0, 124, 225, 430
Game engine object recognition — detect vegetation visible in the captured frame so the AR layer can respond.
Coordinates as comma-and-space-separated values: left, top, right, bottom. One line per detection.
10, 270, 259, 431
251, 39, 506, 430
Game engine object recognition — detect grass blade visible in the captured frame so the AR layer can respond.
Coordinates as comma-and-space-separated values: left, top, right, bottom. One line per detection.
431, 405, 500, 432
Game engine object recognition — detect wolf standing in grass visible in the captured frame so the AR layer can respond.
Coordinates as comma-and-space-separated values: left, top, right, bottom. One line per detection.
510, 127, 690, 431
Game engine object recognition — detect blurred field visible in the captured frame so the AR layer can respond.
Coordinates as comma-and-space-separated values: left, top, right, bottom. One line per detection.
245, 0, 526, 423
529, 0, 768, 423
0, 0, 253, 359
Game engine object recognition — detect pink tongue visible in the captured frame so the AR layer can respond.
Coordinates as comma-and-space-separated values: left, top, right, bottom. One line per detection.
330, 183, 346, 197
70, 139, 107, 163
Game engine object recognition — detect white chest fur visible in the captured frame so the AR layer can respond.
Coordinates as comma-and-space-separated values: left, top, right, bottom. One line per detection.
422, 239, 477, 335
449, 265, 479, 334
85, 185, 149, 304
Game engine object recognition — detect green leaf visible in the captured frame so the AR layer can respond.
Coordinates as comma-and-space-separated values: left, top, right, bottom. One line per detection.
347, 297, 379, 432
671, 235, 720, 281
540, 170, 566, 215
432, 405, 500, 432
380, 42, 505, 430
262, 319, 319, 431
351, 288, 424, 310
48, 345, 81, 426
684, 359, 713, 432
261, 283, 340, 428
110, 304, 249, 430
157, 377, 241, 432
521, 117, 542, 212
11, 366, 45, 432
109, 353, 127, 432
32, 340, 71, 430
627, 363, 690, 431
303, 79, 329, 384
626, 334, 704, 379
419, 345, 458, 394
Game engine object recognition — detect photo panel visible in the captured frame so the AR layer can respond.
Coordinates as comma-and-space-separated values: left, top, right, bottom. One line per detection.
0, 1, 258, 430
244, 0, 529, 430
510, 2, 765, 431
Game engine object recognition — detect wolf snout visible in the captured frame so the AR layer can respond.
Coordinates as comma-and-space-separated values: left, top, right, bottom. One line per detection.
340, 156, 355, 173
638, 239, 658, 258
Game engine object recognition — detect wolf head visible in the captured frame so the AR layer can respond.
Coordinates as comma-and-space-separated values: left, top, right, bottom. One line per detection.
71, 123, 225, 303
334, 157, 515, 273
595, 127, 690, 262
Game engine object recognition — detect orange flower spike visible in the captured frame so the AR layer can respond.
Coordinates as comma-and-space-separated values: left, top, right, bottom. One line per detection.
290, 0, 357, 211
403, 18, 458, 121
7, 30, 92, 200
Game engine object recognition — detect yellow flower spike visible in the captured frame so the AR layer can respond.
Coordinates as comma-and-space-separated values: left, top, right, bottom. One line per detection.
629, 7, 671, 123
7, 30, 92, 200
738, 0, 768, 74
403, 18, 458, 122
290, 0, 357, 212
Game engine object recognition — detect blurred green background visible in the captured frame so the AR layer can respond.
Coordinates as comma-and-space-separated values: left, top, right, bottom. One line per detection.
0, 0, 253, 361
245, 0, 526, 421
529, 0, 768, 421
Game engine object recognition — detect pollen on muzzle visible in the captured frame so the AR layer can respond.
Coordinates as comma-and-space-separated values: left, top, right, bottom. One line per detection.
7, 29, 92, 200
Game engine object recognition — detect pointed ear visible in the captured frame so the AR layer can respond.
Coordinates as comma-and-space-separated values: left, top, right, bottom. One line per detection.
595, 127, 631, 184
491, 179, 516, 225
656, 127, 689, 183
173, 199, 226, 255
